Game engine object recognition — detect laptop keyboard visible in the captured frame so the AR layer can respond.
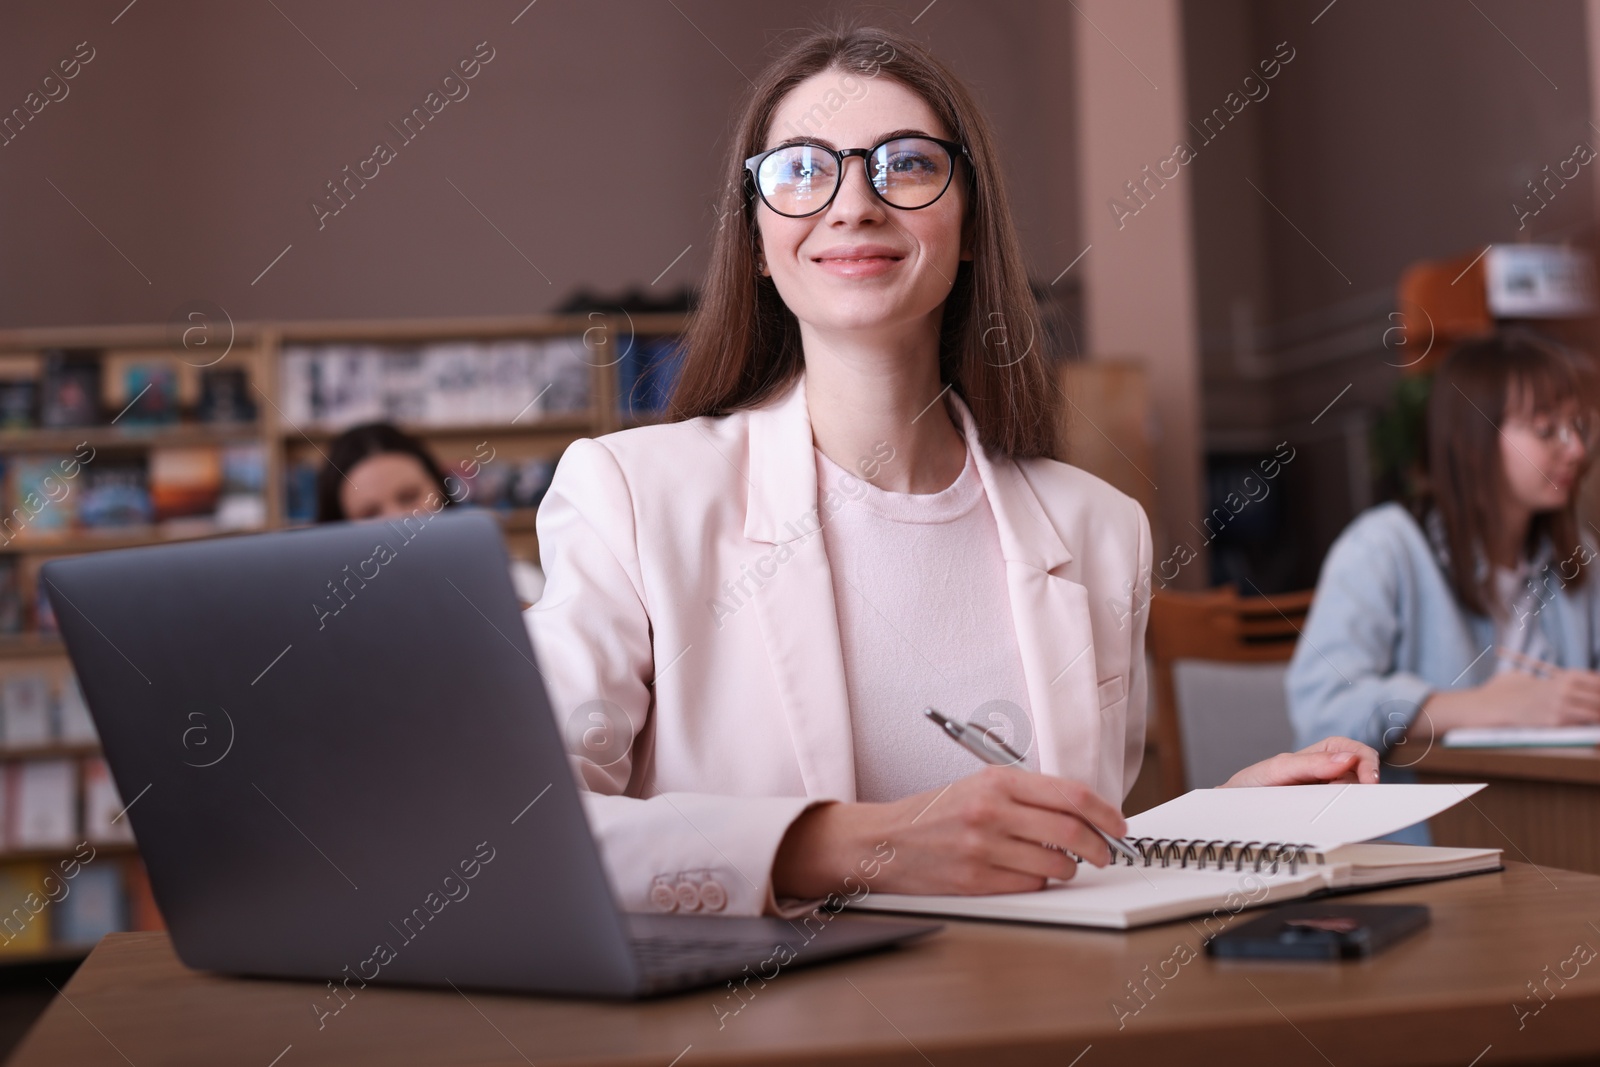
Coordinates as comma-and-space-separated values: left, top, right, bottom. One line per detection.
631, 935, 779, 975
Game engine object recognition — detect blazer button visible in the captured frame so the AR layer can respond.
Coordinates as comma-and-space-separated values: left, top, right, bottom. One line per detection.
649, 880, 678, 912
698, 879, 727, 912
675, 878, 703, 912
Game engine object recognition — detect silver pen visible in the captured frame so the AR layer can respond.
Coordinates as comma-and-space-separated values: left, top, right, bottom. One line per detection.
923, 706, 1142, 864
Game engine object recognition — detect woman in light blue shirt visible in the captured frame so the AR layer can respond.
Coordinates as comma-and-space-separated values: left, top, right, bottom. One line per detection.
1289, 331, 1600, 805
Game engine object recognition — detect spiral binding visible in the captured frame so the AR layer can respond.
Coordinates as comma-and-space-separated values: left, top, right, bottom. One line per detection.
1115, 838, 1324, 875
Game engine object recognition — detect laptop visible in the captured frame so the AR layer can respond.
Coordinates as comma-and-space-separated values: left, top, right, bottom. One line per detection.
41, 509, 938, 998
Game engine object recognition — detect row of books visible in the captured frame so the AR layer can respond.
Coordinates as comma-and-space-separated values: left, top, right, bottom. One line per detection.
0, 672, 95, 748
0, 350, 257, 430
0, 444, 268, 541
0, 853, 162, 955
0, 561, 20, 635
278, 339, 592, 430
1, 758, 131, 851
0, 332, 689, 432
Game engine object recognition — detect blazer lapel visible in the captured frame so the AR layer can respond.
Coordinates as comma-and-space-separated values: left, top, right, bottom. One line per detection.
744, 377, 859, 802
951, 395, 1108, 794
739, 381, 1108, 802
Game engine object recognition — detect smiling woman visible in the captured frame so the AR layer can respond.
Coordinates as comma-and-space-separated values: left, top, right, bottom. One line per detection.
526, 21, 1378, 922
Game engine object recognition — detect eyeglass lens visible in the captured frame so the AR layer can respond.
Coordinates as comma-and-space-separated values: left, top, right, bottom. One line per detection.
1530, 415, 1595, 448
755, 137, 953, 216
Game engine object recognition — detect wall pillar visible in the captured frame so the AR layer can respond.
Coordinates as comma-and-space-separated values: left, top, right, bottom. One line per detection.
1071, 0, 1204, 582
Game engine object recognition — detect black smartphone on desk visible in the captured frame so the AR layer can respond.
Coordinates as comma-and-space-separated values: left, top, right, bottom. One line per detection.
1207, 903, 1431, 960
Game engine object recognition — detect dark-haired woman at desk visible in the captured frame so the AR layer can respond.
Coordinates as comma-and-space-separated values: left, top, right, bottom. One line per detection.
530, 25, 1377, 918
317, 421, 544, 605
1289, 331, 1600, 841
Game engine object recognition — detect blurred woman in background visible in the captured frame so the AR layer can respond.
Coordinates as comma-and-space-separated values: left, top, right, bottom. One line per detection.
1290, 330, 1600, 833
316, 421, 544, 605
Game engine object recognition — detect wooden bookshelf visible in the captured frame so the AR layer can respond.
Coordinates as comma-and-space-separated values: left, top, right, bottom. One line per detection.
0, 313, 681, 953
0, 423, 263, 453
0, 309, 691, 638
0, 309, 689, 582
281, 416, 595, 442
0, 635, 66, 661
0, 842, 136, 866
0, 312, 689, 965
0, 521, 258, 557
0, 741, 100, 762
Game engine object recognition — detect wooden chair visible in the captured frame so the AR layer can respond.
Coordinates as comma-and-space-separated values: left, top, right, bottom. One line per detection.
1145, 585, 1314, 802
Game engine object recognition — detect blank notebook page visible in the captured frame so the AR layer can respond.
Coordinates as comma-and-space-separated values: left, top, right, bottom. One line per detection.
1124, 783, 1486, 850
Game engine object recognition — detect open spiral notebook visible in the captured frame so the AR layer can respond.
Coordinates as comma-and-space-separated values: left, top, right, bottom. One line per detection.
851, 784, 1503, 929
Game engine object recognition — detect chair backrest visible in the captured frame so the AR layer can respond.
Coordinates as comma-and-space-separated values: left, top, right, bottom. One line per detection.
1145, 586, 1312, 800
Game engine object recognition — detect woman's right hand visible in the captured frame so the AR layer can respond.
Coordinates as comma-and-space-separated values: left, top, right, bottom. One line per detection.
1416, 668, 1600, 735
770, 766, 1127, 901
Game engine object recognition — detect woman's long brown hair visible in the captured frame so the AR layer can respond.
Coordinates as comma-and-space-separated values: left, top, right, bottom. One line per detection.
668, 21, 1060, 459
1420, 329, 1599, 615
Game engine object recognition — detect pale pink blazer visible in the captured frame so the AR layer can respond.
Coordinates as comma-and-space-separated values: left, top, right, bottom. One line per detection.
525, 376, 1152, 917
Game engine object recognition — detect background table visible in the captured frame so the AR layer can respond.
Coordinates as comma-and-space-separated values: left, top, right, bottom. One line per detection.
1409, 746, 1600, 874
11, 863, 1600, 1066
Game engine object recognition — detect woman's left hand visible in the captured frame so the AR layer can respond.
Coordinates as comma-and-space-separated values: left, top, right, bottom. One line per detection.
1221, 736, 1380, 788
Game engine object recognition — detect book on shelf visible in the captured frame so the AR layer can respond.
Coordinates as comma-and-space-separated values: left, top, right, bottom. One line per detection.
0, 851, 148, 956
7, 760, 76, 850
284, 458, 319, 525
54, 860, 125, 946
82, 759, 134, 845
56, 673, 97, 745
33, 581, 57, 635
467, 458, 555, 512
118, 362, 181, 425
618, 335, 686, 416
283, 345, 385, 429
214, 443, 267, 531
0, 559, 22, 635
78, 459, 154, 530
198, 367, 258, 424
39, 351, 100, 429
148, 446, 222, 522
124, 856, 164, 931
280, 336, 593, 431
532, 336, 592, 416
0, 379, 37, 431
1, 674, 53, 748
0, 863, 50, 953
5, 456, 78, 540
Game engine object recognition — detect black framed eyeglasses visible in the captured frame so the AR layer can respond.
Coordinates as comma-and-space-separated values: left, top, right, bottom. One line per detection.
744, 135, 970, 219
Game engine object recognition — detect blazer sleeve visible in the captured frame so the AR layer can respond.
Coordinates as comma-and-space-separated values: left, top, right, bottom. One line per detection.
526, 437, 828, 918
1285, 518, 1435, 753
1122, 500, 1153, 800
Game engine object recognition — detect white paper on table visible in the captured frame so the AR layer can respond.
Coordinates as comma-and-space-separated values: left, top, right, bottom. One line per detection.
1443, 726, 1600, 748
1124, 783, 1486, 851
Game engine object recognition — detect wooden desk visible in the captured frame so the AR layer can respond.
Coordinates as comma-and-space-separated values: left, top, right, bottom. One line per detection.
1409, 746, 1600, 874
11, 863, 1600, 1066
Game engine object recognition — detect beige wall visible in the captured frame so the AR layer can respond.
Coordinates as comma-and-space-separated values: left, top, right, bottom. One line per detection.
13, 0, 1598, 592
0, 1, 1079, 328
1186, 0, 1595, 585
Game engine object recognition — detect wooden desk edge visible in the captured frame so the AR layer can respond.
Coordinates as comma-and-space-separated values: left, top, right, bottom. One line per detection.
13, 863, 1600, 1067
1406, 745, 1600, 785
